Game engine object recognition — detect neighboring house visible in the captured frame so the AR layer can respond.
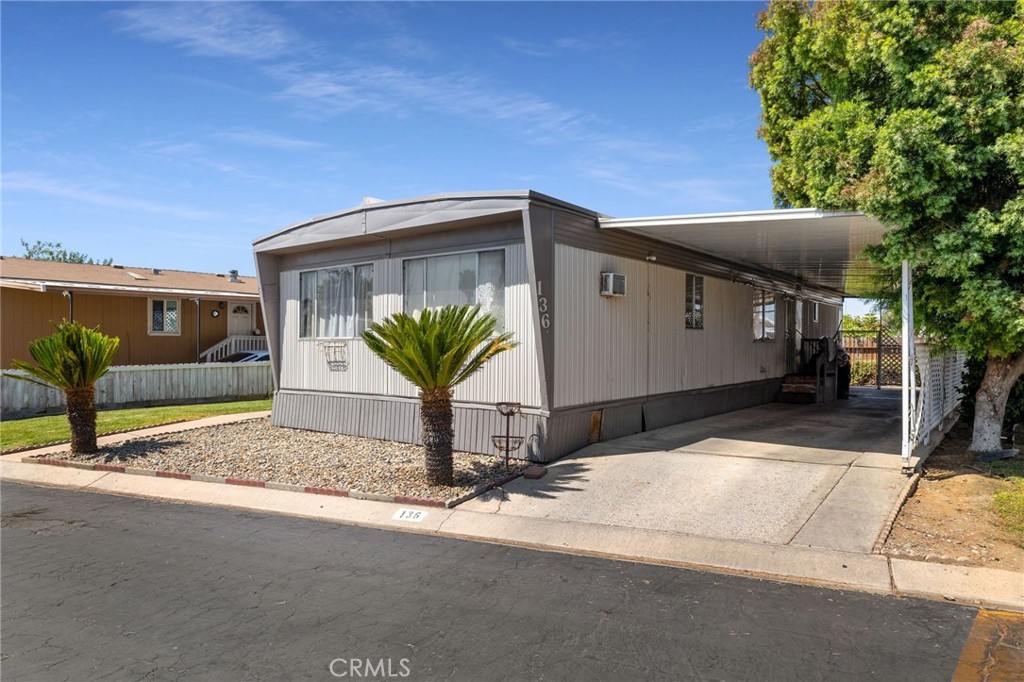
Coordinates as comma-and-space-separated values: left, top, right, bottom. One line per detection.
253, 191, 889, 462
1, 257, 265, 368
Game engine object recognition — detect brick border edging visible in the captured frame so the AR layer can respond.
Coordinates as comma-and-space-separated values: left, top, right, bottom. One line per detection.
21, 455, 525, 510
871, 472, 921, 555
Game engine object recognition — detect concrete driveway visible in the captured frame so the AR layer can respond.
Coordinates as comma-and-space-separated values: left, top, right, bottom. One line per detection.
461, 387, 913, 554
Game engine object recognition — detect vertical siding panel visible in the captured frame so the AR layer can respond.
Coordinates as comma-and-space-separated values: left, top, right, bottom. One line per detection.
277, 243, 541, 408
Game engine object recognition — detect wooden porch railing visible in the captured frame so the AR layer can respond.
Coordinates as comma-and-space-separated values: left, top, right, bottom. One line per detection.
200, 335, 268, 363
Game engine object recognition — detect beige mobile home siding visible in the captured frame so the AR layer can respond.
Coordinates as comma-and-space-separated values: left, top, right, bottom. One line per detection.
553, 244, 789, 409
801, 300, 842, 340
278, 243, 542, 408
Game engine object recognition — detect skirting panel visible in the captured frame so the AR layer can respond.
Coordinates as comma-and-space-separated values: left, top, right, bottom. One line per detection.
272, 390, 547, 461
272, 379, 782, 464
544, 378, 783, 462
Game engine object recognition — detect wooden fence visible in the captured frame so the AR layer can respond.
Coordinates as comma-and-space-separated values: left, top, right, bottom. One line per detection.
2, 362, 273, 419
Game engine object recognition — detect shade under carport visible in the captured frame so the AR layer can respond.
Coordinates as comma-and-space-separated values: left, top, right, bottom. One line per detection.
599, 208, 890, 298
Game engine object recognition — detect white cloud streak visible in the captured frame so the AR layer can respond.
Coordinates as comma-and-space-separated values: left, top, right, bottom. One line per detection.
218, 129, 323, 150
3, 172, 223, 221
114, 3, 298, 60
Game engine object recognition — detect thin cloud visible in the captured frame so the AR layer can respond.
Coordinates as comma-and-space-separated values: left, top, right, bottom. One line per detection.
679, 112, 756, 136
502, 35, 618, 58
501, 38, 552, 58
113, 3, 298, 60
218, 129, 323, 150
3, 172, 223, 221
272, 63, 595, 141
580, 166, 744, 208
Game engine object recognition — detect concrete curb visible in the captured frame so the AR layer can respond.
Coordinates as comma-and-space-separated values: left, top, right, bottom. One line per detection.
2, 460, 1020, 612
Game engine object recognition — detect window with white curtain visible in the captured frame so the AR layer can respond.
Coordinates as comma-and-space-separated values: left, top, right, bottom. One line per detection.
753, 289, 776, 342
403, 249, 505, 330
298, 263, 373, 338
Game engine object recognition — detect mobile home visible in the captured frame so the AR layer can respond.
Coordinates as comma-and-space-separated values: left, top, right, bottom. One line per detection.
253, 191, 887, 462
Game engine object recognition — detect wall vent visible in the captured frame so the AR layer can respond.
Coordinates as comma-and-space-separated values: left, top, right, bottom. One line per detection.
600, 272, 627, 297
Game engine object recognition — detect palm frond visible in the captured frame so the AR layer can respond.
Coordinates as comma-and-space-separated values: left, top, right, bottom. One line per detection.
10, 321, 120, 392
362, 305, 518, 392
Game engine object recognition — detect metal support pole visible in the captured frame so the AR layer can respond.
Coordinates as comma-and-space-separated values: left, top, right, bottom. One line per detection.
876, 323, 883, 389
194, 298, 202, 363
901, 261, 914, 472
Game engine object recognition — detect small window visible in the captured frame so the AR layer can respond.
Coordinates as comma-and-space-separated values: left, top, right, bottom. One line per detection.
403, 249, 505, 331
149, 298, 180, 335
298, 264, 374, 339
812, 301, 819, 322
685, 274, 704, 329
753, 290, 775, 342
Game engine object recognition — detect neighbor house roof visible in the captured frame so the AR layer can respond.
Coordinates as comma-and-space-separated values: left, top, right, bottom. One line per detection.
0, 257, 260, 300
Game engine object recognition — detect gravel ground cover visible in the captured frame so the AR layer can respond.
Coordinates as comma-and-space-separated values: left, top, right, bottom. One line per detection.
47, 418, 528, 501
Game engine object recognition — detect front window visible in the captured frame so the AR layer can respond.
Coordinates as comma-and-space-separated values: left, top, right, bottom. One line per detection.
753, 290, 776, 341
685, 274, 704, 329
403, 249, 505, 330
149, 298, 180, 335
299, 264, 374, 338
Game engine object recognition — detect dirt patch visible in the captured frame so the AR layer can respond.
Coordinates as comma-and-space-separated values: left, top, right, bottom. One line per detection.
882, 422, 1024, 572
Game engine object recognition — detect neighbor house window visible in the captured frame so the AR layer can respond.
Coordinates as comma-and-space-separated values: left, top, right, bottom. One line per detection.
685, 274, 704, 329
298, 264, 373, 338
149, 298, 180, 335
812, 301, 819, 322
403, 249, 505, 330
753, 290, 776, 341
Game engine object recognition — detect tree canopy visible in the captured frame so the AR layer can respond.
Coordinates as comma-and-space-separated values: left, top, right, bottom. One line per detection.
751, 0, 1023, 450
751, 0, 1022, 359
21, 239, 112, 265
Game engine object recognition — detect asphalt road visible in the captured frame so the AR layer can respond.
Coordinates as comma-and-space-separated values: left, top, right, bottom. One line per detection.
2, 482, 977, 682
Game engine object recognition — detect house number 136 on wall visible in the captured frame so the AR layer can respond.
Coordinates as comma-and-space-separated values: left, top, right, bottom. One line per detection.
536, 281, 551, 331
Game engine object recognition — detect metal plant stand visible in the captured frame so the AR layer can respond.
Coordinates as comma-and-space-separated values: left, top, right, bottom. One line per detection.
492, 402, 523, 470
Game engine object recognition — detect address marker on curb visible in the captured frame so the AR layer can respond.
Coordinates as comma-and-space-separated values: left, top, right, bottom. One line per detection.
393, 509, 427, 522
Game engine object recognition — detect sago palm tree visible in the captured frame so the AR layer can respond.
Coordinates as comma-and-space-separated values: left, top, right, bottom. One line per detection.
362, 305, 516, 486
12, 321, 120, 453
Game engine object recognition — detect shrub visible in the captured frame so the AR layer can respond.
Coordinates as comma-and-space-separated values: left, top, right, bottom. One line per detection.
849, 361, 877, 386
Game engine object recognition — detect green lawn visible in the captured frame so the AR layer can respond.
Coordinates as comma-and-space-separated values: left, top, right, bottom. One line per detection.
1, 399, 272, 451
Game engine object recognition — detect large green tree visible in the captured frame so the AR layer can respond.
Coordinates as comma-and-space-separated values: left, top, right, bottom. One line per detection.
362, 305, 516, 486
751, 0, 1023, 451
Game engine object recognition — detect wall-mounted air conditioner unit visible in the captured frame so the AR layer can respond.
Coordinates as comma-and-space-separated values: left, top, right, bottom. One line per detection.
600, 272, 627, 297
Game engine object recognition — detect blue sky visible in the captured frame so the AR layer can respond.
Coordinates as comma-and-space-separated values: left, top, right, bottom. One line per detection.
7, 0, 879, 320
2, 1, 784, 276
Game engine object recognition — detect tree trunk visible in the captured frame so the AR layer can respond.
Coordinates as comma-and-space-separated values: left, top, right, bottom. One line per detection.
420, 388, 454, 486
65, 386, 98, 454
970, 351, 1024, 452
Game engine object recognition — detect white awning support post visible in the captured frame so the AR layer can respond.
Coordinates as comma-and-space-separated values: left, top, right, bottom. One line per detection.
901, 260, 916, 473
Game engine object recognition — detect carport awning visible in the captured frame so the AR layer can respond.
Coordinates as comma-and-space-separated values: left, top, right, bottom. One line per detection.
599, 209, 891, 298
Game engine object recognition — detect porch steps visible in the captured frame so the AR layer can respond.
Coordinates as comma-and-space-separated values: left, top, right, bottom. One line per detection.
777, 374, 818, 404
